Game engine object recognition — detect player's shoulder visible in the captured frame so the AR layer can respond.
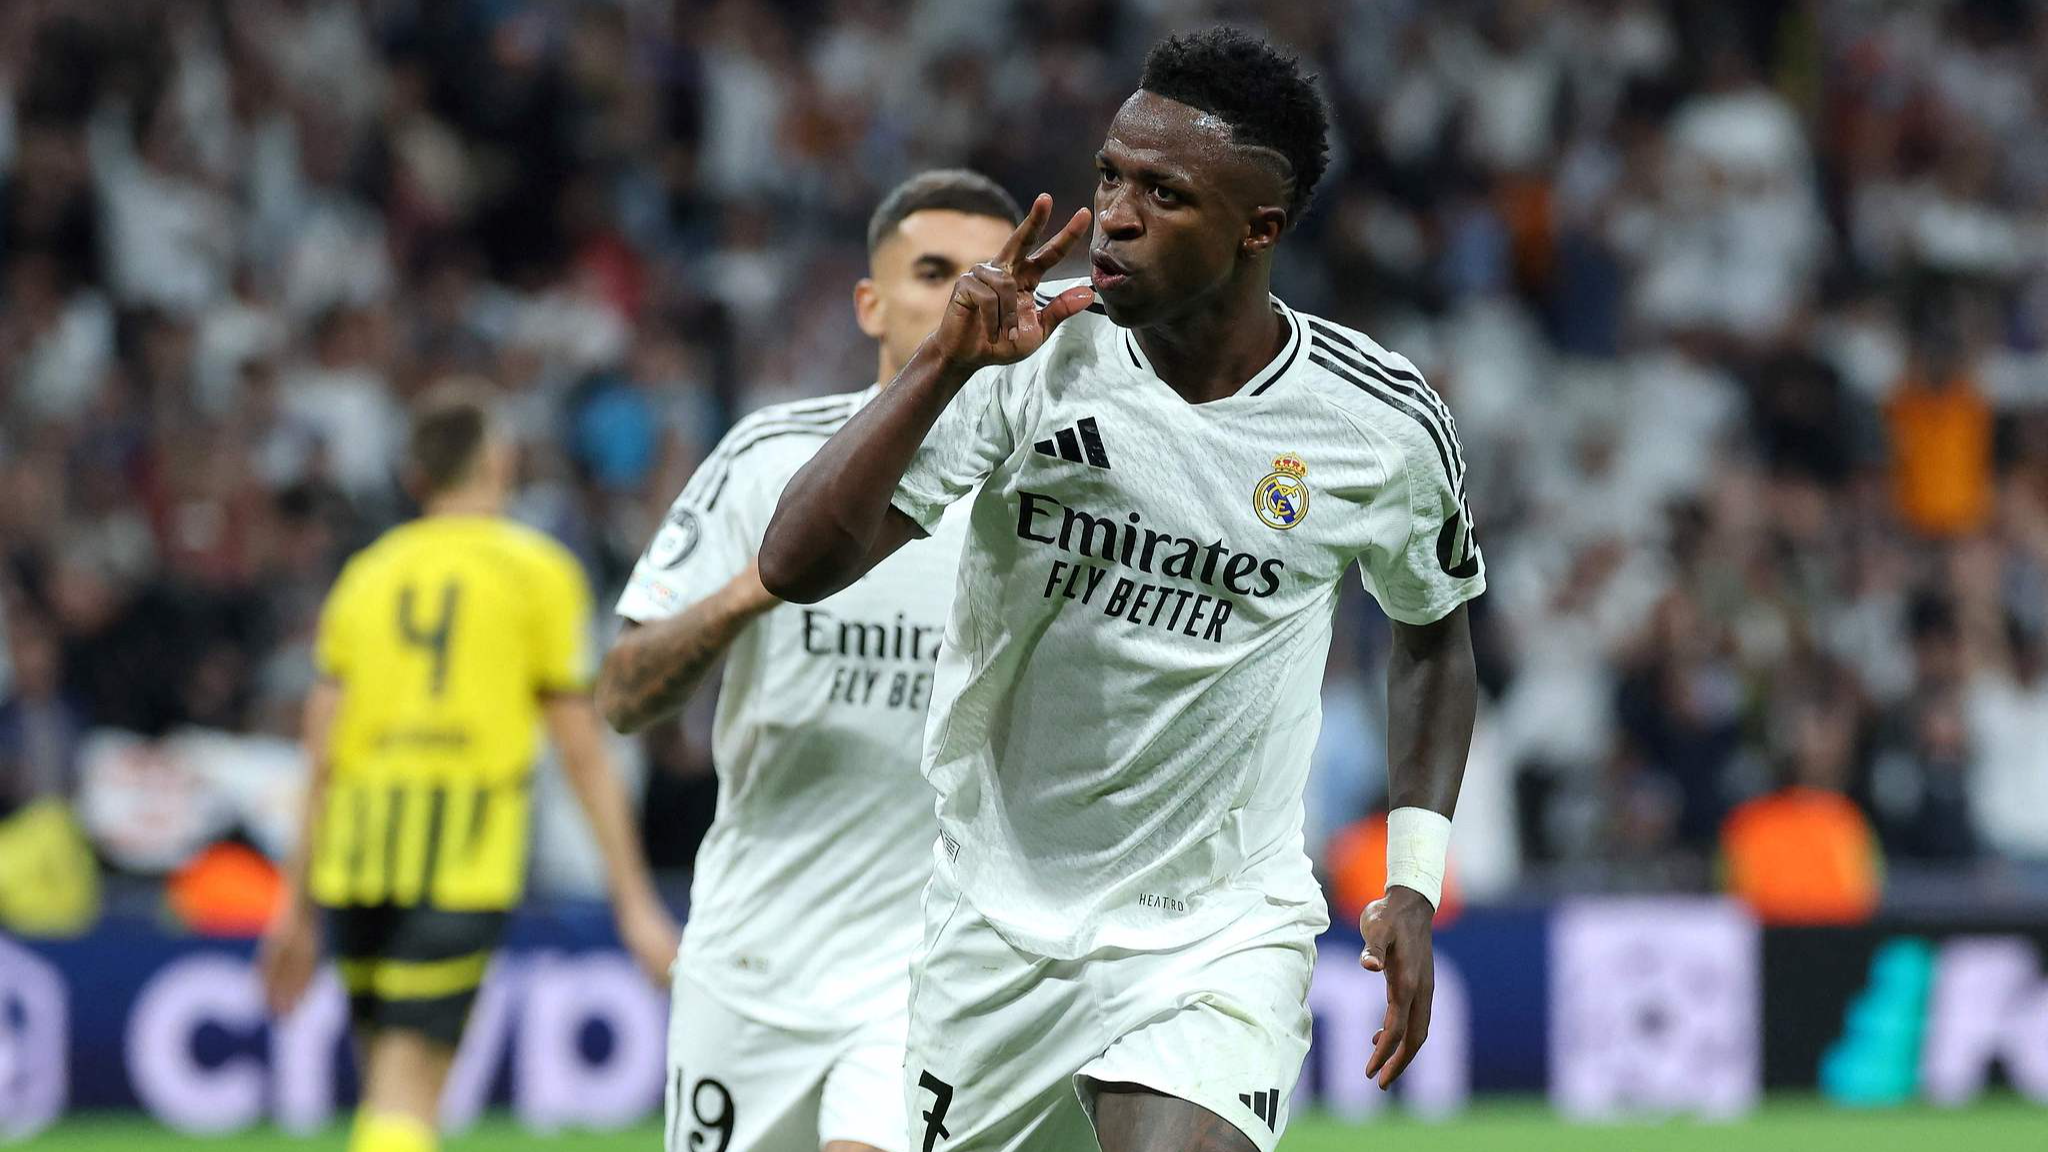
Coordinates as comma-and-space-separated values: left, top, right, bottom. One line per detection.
724, 389, 867, 445
664, 388, 866, 515
485, 517, 583, 572
1291, 309, 1462, 480
687, 388, 868, 500
1023, 276, 1125, 384
426, 518, 588, 596
329, 522, 411, 592
1292, 311, 1434, 414
1031, 276, 1113, 337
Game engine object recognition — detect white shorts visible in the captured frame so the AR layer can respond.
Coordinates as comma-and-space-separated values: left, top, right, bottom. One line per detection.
667, 968, 909, 1152
902, 873, 1317, 1152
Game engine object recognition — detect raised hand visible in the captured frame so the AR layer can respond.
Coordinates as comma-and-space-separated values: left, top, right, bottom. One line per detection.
931, 193, 1094, 373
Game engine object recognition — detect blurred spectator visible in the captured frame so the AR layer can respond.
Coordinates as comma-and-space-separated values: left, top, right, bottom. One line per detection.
1865, 685, 1977, 861
1720, 684, 1883, 926
1954, 539, 2048, 860
1, 0, 2046, 902
0, 249, 113, 425
1617, 588, 1745, 850
0, 615, 84, 816
278, 305, 402, 501
1885, 324, 1994, 538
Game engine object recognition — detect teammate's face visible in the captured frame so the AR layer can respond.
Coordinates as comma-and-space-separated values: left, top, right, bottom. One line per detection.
1089, 91, 1290, 328
858, 209, 1018, 380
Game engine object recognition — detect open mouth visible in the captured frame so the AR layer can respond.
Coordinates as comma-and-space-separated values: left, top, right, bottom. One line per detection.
1090, 251, 1133, 292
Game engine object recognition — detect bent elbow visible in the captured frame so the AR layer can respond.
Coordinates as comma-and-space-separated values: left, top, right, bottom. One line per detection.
757, 530, 831, 604
593, 659, 643, 735
757, 549, 825, 604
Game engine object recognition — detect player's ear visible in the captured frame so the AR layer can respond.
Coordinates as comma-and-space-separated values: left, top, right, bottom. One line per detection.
853, 277, 886, 339
1242, 206, 1288, 258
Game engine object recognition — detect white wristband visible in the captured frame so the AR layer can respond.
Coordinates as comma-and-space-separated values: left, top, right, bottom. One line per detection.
1384, 807, 1451, 909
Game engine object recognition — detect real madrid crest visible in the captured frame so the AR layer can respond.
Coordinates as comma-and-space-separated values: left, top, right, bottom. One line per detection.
1253, 453, 1310, 530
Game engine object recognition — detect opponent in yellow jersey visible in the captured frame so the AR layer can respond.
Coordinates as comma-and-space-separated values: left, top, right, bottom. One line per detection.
310, 512, 589, 911
259, 381, 679, 1152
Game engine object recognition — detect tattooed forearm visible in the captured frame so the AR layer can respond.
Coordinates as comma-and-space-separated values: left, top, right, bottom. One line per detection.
597, 577, 774, 734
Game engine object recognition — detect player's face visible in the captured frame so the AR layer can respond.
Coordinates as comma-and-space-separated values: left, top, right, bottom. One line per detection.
859, 209, 1018, 379
1089, 91, 1289, 328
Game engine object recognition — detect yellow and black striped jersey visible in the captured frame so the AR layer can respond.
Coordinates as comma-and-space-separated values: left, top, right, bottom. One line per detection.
309, 515, 594, 910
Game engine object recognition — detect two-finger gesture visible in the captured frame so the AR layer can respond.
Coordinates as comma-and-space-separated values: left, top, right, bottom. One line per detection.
1360, 887, 1437, 1090
934, 193, 1095, 372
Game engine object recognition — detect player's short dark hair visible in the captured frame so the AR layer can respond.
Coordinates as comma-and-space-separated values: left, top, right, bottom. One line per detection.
866, 169, 1023, 254
1139, 27, 1330, 227
409, 378, 501, 495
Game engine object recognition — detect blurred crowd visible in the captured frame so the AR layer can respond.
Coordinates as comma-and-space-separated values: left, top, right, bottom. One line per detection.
2, 0, 2047, 916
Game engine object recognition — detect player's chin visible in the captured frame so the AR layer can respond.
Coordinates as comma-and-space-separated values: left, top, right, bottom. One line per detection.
1092, 283, 1154, 326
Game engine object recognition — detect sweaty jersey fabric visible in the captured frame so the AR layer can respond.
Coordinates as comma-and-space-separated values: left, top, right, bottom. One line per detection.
312, 515, 595, 911
619, 386, 969, 1033
889, 280, 1486, 959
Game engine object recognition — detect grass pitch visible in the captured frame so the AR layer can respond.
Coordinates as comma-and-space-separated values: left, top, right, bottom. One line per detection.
24, 1098, 2044, 1152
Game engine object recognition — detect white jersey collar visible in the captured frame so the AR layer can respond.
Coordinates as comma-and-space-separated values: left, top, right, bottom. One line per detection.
1118, 295, 1305, 402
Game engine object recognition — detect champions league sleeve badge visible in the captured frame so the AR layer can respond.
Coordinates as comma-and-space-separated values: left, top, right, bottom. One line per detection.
1253, 453, 1310, 530
647, 507, 703, 569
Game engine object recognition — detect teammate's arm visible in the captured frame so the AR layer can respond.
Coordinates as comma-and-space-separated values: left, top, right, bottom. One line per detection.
544, 694, 682, 985
532, 544, 681, 984
1362, 603, 1477, 1089
759, 194, 1094, 603
259, 676, 341, 1017
597, 561, 777, 734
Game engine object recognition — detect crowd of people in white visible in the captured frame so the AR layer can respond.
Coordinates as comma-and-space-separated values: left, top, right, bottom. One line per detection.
2, 0, 2047, 897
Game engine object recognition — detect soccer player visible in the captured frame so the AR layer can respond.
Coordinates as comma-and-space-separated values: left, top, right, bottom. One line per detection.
596, 171, 1020, 1152
758, 28, 1483, 1152
259, 382, 680, 1152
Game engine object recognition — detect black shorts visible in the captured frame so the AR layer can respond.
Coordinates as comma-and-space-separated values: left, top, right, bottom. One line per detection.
326, 904, 509, 1047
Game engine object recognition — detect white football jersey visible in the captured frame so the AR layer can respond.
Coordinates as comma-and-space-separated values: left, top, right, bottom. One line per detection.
619, 386, 968, 1032
890, 280, 1485, 959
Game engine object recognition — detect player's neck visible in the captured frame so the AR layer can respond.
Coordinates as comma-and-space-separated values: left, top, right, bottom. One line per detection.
1132, 278, 1284, 404
876, 344, 910, 390
424, 488, 503, 519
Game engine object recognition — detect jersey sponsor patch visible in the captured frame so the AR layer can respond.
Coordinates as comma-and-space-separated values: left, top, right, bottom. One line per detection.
1014, 488, 1287, 645
1252, 453, 1310, 530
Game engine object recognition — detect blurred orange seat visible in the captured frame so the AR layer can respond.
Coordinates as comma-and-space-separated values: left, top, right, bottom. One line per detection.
1886, 376, 1992, 537
1720, 787, 1881, 925
168, 841, 286, 937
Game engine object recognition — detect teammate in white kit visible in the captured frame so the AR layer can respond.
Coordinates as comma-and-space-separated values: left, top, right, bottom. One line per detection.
759, 29, 1483, 1152
596, 171, 1021, 1152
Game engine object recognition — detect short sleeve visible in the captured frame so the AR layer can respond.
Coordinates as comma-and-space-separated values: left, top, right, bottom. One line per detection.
614, 430, 778, 624
891, 362, 1023, 534
533, 546, 597, 694
312, 561, 359, 679
1359, 437, 1487, 627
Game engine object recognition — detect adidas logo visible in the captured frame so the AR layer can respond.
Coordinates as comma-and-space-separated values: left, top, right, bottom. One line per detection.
1033, 417, 1112, 469
1238, 1088, 1279, 1129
